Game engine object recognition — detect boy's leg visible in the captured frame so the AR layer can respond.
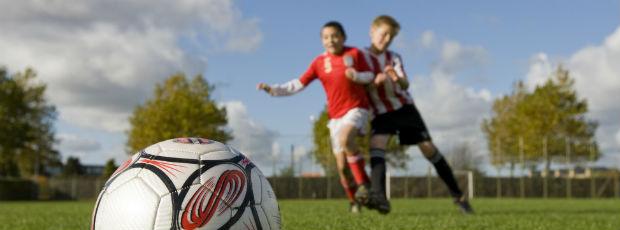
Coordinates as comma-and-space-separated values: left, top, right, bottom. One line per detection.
335, 151, 357, 204
329, 118, 363, 212
397, 104, 473, 213
369, 135, 389, 195
418, 141, 463, 198
419, 141, 473, 213
338, 123, 371, 204
368, 134, 391, 214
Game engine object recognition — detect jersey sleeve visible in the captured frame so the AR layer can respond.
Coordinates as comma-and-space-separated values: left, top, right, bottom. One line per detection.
268, 79, 305, 96
392, 52, 407, 79
268, 60, 316, 96
299, 59, 318, 86
349, 48, 374, 84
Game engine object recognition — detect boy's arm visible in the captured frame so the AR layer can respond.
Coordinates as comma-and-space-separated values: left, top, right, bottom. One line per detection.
346, 68, 374, 84
257, 79, 305, 96
257, 61, 316, 96
344, 52, 375, 84
386, 53, 409, 89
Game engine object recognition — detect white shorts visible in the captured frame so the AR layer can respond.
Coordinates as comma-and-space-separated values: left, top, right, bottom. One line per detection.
327, 108, 370, 154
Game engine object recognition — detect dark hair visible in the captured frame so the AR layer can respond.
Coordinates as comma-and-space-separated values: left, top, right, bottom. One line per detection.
322, 21, 347, 41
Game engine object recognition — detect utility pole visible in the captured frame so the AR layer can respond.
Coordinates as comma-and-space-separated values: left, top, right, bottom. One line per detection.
566, 137, 572, 199
543, 137, 548, 199
496, 138, 502, 199
590, 143, 595, 198
290, 145, 295, 176
519, 137, 525, 199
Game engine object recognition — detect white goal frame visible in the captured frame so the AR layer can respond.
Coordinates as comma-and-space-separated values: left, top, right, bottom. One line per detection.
385, 169, 474, 200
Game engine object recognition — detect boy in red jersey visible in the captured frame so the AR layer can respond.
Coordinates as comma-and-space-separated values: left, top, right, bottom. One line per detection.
257, 21, 374, 212
362, 15, 474, 214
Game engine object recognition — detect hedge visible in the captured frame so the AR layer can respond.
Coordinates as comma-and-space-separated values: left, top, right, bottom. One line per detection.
0, 178, 38, 200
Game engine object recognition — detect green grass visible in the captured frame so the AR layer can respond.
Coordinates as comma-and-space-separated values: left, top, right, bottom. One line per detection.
1, 199, 619, 230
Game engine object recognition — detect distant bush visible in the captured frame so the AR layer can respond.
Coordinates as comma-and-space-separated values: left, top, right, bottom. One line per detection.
0, 178, 37, 200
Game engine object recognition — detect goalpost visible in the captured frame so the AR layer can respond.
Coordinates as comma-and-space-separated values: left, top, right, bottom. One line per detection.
385, 169, 474, 200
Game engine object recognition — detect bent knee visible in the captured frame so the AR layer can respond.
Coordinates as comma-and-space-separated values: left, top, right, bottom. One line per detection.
337, 138, 357, 154
418, 141, 437, 157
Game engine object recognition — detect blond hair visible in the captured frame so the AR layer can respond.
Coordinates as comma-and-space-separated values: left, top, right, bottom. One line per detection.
372, 15, 400, 36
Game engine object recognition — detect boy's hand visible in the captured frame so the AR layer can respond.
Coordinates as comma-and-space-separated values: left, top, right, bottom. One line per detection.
374, 73, 387, 85
384, 65, 399, 82
345, 67, 356, 80
257, 83, 271, 94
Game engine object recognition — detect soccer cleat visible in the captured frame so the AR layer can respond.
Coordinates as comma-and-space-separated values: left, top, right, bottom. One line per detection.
354, 184, 370, 205
367, 192, 391, 214
454, 196, 474, 214
349, 202, 361, 214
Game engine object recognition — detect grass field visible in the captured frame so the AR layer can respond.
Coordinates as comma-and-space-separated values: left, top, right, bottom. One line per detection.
1, 198, 619, 230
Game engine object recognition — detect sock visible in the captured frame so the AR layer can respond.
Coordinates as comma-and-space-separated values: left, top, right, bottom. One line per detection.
370, 148, 386, 194
428, 151, 463, 198
347, 154, 370, 186
340, 177, 356, 202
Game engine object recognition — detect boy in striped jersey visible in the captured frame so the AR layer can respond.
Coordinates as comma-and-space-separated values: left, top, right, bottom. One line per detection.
363, 15, 474, 214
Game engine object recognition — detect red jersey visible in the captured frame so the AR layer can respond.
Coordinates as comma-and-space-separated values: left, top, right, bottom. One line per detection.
299, 47, 372, 119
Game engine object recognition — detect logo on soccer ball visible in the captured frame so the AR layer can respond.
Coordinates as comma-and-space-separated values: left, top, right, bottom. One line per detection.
181, 170, 246, 229
173, 137, 213, 144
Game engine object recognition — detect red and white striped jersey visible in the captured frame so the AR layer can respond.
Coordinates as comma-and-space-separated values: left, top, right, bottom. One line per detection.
362, 48, 413, 115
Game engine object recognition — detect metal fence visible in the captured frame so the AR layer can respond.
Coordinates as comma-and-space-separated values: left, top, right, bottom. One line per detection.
10, 173, 618, 200
270, 174, 620, 199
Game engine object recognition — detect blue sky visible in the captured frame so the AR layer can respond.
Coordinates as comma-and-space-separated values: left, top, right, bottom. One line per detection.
1, 0, 619, 176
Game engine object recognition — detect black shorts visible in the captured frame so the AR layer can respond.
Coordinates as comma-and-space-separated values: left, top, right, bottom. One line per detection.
371, 104, 431, 145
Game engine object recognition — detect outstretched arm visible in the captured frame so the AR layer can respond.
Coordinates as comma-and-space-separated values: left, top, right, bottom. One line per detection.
257, 79, 305, 96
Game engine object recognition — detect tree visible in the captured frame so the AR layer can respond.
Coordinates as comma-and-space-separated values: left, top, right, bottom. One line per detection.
101, 159, 118, 179
446, 141, 483, 175
62, 156, 84, 177
0, 68, 59, 177
127, 73, 232, 154
482, 66, 599, 174
311, 109, 408, 176
278, 165, 295, 178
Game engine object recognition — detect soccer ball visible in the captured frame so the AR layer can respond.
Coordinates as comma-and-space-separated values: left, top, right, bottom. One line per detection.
91, 138, 281, 230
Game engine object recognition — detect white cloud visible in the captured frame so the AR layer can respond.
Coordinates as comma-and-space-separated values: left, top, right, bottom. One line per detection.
568, 28, 620, 121
97, 144, 130, 166
408, 39, 493, 159
420, 30, 435, 48
223, 101, 277, 169
271, 142, 281, 158
0, 0, 262, 132
56, 134, 102, 160
524, 26, 620, 157
525, 52, 554, 89
293, 145, 308, 161
437, 40, 489, 74
411, 74, 491, 144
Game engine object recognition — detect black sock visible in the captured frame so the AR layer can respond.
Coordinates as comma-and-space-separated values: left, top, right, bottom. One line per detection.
369, 148, 386, 195
428, 151, 463, 198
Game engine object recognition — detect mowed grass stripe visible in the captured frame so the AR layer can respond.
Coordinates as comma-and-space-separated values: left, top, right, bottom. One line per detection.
0, 199, 619, 230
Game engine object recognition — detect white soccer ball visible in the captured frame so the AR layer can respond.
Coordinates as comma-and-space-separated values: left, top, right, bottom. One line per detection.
91, 137, 281, 230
